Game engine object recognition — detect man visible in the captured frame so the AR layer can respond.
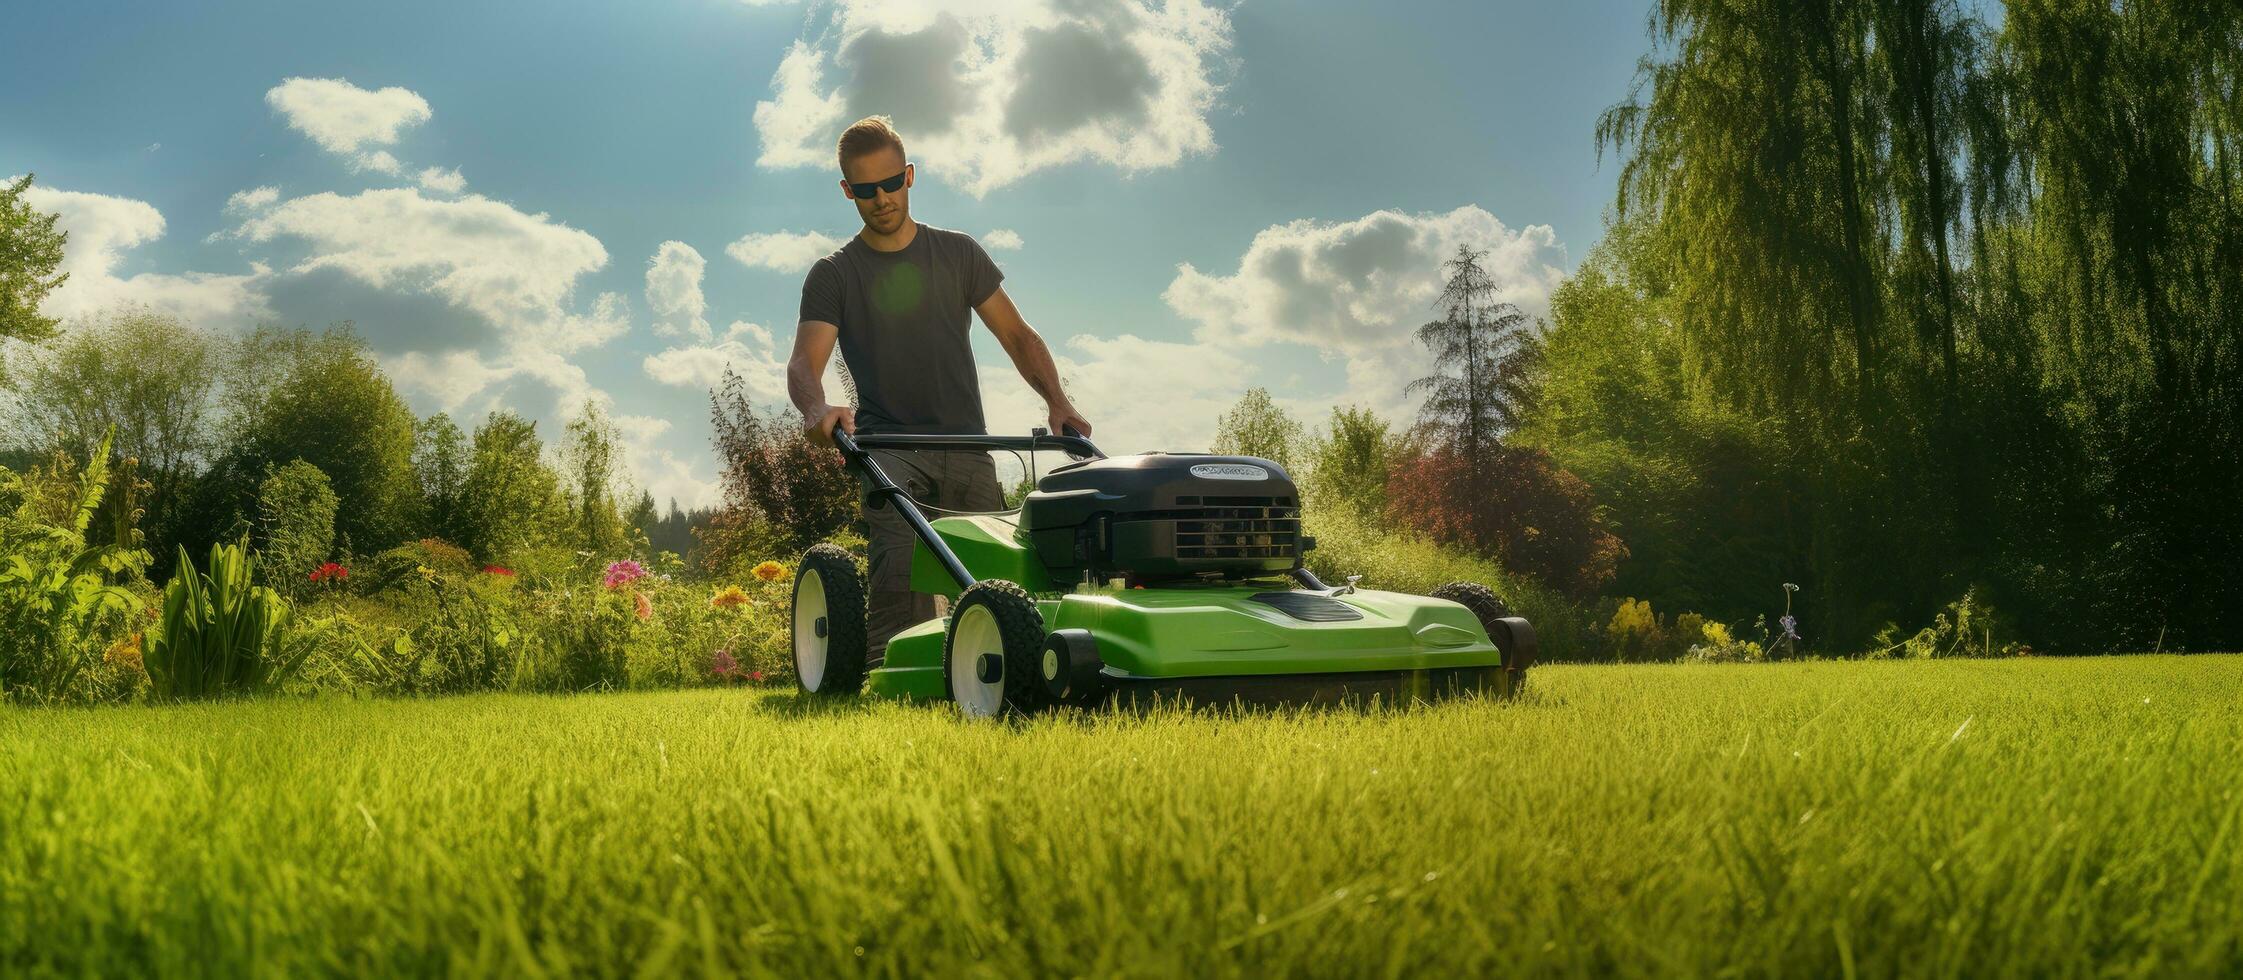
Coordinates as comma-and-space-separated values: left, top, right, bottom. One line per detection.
788, 115, 1093, 663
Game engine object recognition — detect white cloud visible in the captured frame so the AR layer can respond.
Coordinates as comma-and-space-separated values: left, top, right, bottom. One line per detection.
19, 183, 272, 328
230, 187, 627, 355
983, 228, 1023, 250
645, 241, 712, 341
353, 150, 404, 175
1163, 205, 1568, 353
726, 229, 845, 273
225, 185, 280, 214
265, 77, 432, 174
976, 332, 1261, 456
614, 413, 722, 509
752, 0, 1233, 195
416, 166, 466, 194
645, 321, 789, 393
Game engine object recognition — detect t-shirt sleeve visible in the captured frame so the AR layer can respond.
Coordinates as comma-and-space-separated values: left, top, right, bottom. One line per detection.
961, 234, 1005, 308
800, 257, 843, 327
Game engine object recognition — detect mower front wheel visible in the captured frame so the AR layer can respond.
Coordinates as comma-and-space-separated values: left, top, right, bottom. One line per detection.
1431, 581, 1537, 673
943, 580, 1050, 717
793, 544, 868, 696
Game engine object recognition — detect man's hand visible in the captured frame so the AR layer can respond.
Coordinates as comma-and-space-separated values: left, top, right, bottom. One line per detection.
1048, 403, 1093, 439
805, 405, 856, 447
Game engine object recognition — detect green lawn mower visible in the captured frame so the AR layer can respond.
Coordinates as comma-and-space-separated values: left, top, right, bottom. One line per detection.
791, 428, 1536, 715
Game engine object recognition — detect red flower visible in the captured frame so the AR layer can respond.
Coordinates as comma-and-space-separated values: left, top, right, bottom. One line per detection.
483, 565, 515, 577
309, 562, 349, 584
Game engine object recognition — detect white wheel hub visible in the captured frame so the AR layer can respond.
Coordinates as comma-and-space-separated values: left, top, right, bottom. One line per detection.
793, 568, 827, 692
949, 604, 1006, 717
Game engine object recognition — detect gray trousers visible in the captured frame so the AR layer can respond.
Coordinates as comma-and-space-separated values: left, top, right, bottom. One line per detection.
862, 448, 1005, 661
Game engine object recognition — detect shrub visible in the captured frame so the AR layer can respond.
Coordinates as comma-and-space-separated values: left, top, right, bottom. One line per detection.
143, 540, 306, 698
699, 369, 857, 572
256, 459, 338, 596
1386, 442, 1625, 599
360, 537, 475, 593
1685, 619, 1765, 663
0, 437, 150, 703
1867, 588, 2023, 659
518, 582, 641, 692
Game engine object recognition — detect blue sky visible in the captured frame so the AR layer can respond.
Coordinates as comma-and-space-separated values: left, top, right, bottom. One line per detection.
3, 0, 1650, 507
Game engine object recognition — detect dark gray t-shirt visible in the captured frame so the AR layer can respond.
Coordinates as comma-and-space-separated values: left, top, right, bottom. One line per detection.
800, 223, 1003, 434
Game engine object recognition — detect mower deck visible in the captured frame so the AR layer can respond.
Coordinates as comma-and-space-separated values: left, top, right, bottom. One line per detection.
867, 576, 1517, 706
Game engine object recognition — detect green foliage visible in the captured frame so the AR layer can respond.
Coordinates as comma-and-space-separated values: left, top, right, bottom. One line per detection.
205, 326, 419, 555
0, 173, 68, 349
255, 460, 337, 595
517, 584, 639, 692
559, 400, 631, 556
5, 309, 221, 553
1209, 387, 1303, 471
411, 412, 469, 544
0, 433, 150, 703
1867, 588, 2023, 659
1522, 235, 1789, 623
1568, 0, 2243, 650
1683, 619, 1765, 664
1301, 405, 1397, 518
142, 540, 305, 699
456, 410, 573, 564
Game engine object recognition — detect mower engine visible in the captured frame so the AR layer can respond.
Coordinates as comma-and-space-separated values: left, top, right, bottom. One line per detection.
1020, 453, 1305, 583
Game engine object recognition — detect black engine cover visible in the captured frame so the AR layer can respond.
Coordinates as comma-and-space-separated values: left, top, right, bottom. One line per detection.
1021, 453, 1301, 581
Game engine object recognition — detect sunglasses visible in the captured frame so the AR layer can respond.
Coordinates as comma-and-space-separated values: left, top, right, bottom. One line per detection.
847, 167, 908, 200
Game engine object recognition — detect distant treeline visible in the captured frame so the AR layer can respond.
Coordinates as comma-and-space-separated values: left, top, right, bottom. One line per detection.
1528, 0, 2242, 650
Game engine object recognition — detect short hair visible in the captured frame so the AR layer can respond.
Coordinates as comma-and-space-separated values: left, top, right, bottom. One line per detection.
837, 116, 906, 170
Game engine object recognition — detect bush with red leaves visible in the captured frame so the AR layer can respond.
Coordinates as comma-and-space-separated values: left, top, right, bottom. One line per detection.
1386, 442, 1625, 599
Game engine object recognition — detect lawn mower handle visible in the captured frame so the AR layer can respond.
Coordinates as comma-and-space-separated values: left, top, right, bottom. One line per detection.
827, 427, 1105, 592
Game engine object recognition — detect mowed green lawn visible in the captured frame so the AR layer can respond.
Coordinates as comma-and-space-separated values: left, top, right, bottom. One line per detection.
4, 657, 2239, 977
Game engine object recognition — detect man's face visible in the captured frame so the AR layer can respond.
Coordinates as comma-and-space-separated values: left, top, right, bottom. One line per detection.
840, 147, 912, 236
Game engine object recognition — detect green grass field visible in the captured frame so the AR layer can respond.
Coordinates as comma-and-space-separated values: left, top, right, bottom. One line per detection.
4, 656, 2240, 977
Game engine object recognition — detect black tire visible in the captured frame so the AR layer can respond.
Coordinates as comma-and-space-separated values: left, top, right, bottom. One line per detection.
942, 579, 1050, 717
1431, 581, 1535, 672
793, 544, 868, 696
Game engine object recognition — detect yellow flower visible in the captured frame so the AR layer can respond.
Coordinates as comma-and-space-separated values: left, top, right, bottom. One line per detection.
751, 560, 789, 583
709, 585, 752, 610
415, 564, 436, 581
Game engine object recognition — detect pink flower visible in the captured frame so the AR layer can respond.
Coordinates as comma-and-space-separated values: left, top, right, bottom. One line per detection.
633, 591, 653, 622
711, 649, 739, 679
602, 559, 648, 590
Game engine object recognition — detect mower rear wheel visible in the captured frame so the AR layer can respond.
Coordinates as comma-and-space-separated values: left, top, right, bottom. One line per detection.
793, 544, 868, 696
1431, 581, 1536, 672
943, 580, 1049, 717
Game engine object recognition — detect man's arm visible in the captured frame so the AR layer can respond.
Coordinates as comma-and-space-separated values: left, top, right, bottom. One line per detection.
974, 286, 1093, 436
789, 320, 855, 446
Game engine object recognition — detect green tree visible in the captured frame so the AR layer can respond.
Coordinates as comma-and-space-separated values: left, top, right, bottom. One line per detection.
255, 459, 338, 594
413, 413, 469, 544
209, 326, 419, 554
0, 174, 68, 351
559, 400, 630, 557
1210, 387, 1304, 472
1303, 406, 1397, 519
457, 410, 571, 563
6, 309, 222, 553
